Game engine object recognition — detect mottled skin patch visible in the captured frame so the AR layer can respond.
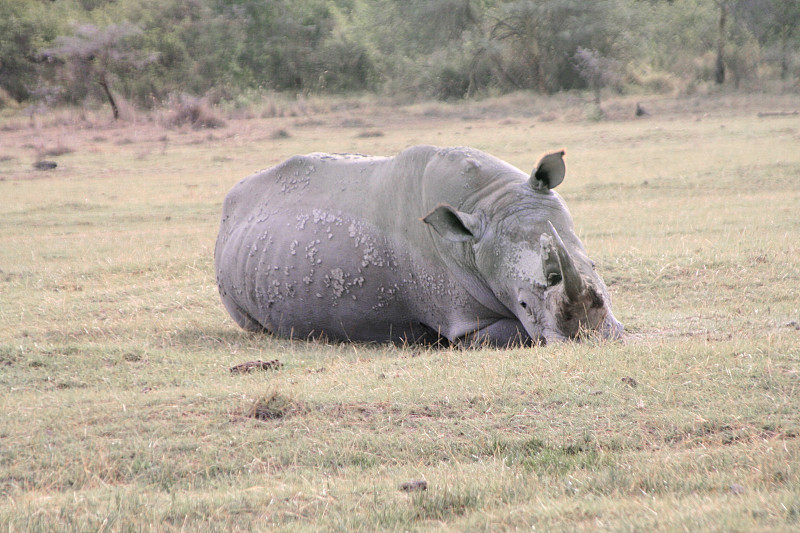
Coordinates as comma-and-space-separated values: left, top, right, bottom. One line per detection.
215, 146, 622, 345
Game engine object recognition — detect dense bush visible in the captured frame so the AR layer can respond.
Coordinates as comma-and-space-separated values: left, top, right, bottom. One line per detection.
0, 0, 63, 102
1, 0, 798, 111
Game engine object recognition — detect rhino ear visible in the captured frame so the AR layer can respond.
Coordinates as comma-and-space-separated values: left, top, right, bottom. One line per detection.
422, 204, 484, 242
530, 150, 566, 191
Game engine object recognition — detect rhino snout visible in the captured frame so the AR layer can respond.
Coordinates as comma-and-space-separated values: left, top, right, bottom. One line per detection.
601, 314, 624, 340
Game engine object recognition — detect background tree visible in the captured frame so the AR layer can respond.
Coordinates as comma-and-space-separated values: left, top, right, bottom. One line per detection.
487, 0, 633, 93
0, 0, 62, 104
737, 0, 800, 80
218, 0, 372, 93
44, 22, 155, 119
713, 0, 733, 84
346, 0, 480, 98
573, 47, 623, 106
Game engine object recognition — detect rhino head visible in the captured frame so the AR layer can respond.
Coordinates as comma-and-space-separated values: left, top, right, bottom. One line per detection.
423, 150, 623, 344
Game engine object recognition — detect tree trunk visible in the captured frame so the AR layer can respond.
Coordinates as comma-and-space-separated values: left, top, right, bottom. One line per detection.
715, 2, 727, 85
781, 37, 789, 80
98, 74, 119, 120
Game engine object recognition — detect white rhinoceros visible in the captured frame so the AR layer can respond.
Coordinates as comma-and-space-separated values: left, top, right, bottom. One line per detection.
215, 145, 623, 345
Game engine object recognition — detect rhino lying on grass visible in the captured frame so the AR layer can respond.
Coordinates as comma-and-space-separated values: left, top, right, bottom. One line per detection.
215, 145, 623, 345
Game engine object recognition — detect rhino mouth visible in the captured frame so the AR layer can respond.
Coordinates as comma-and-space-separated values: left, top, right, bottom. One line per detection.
601, 315, 625, 340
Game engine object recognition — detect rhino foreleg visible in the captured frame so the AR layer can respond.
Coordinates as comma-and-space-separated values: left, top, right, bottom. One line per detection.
455, 318, 533, 348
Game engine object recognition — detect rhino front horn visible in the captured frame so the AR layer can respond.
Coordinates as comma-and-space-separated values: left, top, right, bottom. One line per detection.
547, 221, 585, 301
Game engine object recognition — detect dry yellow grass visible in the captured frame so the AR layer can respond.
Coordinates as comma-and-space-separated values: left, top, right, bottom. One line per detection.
1, 92, 799, 531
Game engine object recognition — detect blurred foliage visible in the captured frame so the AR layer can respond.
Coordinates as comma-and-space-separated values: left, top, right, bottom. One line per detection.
0, 0, 63, 103
1, 0, 798, 109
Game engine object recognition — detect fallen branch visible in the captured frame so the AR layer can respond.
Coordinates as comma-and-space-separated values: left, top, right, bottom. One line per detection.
230, 359, 283, 374
757, 111, 799, 118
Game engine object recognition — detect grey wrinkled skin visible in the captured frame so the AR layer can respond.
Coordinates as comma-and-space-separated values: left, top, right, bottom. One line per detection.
214, 145, 623, 346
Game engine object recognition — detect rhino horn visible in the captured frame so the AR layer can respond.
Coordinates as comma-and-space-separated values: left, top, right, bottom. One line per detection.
547, 221, 585, 301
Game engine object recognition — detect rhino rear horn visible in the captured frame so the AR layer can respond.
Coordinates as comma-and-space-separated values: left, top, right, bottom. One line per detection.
547, 221, 585, 301
530, 150, 566, 191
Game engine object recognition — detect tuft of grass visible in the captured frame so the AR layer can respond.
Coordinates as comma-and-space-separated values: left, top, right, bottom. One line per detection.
0, 345, 21, 366
164, 94, 226, 129
485, 435, 604, 474
270, 128, 290, 139
38, 144, 74, 157
585, 103, 606, 121
247, 391, 302, 420
356, 129, 384, 138
410, 486, 484, 521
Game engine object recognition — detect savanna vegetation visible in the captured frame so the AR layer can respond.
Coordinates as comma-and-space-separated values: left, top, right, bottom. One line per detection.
1, 0, 799, 118
1, 90, 799, 530
1, 0, 800, 531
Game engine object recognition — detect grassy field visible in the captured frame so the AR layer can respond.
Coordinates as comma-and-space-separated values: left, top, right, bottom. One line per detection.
1, 92, 799, 531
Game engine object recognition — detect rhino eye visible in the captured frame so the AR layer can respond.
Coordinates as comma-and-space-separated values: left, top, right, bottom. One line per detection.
547, 272, 562, 286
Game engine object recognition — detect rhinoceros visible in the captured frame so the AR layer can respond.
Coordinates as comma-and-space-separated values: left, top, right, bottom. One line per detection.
215, 145, 622, 345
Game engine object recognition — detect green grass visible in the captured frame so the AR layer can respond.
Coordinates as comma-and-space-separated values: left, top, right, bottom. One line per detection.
1, 93, 799, 531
